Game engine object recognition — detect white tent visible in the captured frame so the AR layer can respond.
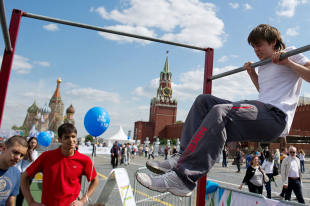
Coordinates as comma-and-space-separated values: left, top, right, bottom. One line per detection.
104, 126, 135, 147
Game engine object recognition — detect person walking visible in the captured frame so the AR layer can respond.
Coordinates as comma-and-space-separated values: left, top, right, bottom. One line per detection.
235, 147, 242, 173
239, 155, 265, 195
261, 153, 274, 199
111, 141, 119, 168
164, 146, 169, 160
144, 145, 149, 158
148, 145, 155, 159
298, 149, 305, 173
281, 146, 305, 204
222, 146, 228, 167
126, 143, 131, 165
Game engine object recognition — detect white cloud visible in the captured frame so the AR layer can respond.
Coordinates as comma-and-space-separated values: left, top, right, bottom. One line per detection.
33, 61, 51, 67
229, 2, 239, 9
133, 78, 159, 98
0, 55, 51, 74
67, 87, 121, 104
286, 27, 299, 36
218, 56, 228, 63
95, 0, 225, 48
43, 23, 59, 31
12, 55, 33, 74
244, 3, 252, 10
217, 55, 238, 63
98, 25, 156, 44
276, 0, 307, 18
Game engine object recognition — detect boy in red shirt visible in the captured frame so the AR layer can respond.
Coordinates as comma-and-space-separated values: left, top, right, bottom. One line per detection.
21, 123, 99, 206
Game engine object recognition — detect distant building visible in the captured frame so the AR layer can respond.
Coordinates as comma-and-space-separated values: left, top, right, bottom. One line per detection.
22, 78, 75, 135
134, 51, 183, 143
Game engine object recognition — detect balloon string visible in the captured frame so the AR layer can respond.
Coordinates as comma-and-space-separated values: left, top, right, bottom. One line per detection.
86, 137, 96, 199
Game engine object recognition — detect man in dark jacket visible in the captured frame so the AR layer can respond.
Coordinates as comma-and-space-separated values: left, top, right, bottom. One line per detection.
235, 147, 242, 173
110, 141, 119, 168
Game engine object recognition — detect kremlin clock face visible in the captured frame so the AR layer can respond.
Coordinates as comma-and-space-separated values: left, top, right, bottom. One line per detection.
162, 87, 172, 97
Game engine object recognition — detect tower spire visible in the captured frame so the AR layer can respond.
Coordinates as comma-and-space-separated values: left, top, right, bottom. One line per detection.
163, 50, 169, 73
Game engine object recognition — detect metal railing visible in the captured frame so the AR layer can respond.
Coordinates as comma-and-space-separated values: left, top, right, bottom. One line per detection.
209, 185, 307, 206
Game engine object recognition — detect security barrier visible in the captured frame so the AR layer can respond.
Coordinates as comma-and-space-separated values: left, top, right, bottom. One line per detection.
206, 184, 306, 206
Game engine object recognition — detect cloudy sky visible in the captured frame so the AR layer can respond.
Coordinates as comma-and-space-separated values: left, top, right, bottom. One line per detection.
1, 0, 310, 138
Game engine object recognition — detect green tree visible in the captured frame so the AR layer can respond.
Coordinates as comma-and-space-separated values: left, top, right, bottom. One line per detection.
160, 138, 167, 145
85, 134, 94, 143
170, 139, 177, 145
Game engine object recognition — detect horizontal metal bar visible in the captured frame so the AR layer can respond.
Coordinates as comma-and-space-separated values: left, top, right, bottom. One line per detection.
211, 44, 310, 80
0, 0, 12, 52
22, 12, 207, 51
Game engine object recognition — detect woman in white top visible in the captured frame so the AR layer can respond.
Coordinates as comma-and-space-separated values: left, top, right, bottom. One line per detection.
239, 155, 265, 195
262, 153, 274, 199
298, 149, 305, 173
15, 137, 38, 206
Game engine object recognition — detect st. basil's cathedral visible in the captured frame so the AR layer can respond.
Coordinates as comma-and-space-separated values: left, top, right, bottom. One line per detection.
23, 78, 75, 135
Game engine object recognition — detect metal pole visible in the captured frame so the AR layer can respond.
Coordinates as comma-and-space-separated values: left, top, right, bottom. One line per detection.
0, 0, 12, 52
0, 9, 23, 128
196, 48, 214, 206
211, 44, 310, 80
22, 12, 206, 51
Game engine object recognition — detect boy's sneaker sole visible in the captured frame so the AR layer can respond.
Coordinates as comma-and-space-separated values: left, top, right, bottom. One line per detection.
146, 161, 168, 174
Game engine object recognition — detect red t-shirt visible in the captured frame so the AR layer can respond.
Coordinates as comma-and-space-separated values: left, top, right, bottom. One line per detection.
26, 148, 97, 206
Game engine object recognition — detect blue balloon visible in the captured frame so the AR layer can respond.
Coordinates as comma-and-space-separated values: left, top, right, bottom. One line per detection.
37, 131, 52, 147
84, 106, 110, 137
206, 180, 219, 194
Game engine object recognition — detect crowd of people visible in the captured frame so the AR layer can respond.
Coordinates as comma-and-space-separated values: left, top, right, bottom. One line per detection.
109, 141, 178, 169
232, 145, 306, 203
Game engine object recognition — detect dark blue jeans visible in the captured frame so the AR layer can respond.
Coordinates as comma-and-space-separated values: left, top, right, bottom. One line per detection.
285, 178, 305, 204
264, 173, 273, 198
222, 158, 227, 167
300, 160, 305, 173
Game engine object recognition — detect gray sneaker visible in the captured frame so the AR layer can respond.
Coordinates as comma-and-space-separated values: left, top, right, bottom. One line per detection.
136, 170, 193, 197
146, 153, 181, 174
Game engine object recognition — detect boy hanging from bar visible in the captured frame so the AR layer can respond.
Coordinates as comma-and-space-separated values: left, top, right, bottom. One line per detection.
137, 24, 310, 197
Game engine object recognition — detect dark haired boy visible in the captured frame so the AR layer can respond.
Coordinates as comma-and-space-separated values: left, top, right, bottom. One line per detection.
0, 136, 28, 205
137, 24, 310, 196
21, 123, 99, 206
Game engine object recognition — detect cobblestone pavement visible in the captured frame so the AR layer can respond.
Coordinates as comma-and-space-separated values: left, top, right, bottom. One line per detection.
88, 154, 310, 205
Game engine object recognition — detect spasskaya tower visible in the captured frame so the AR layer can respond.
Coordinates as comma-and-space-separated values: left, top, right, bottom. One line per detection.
149, 51, 177, 136
134, 51, 178, 143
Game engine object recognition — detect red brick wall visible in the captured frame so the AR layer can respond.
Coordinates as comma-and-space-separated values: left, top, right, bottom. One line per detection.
289, 105, 310, 135
153, 105, 177, 137
159, 123, 184, 139
134, 121, 154, 143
